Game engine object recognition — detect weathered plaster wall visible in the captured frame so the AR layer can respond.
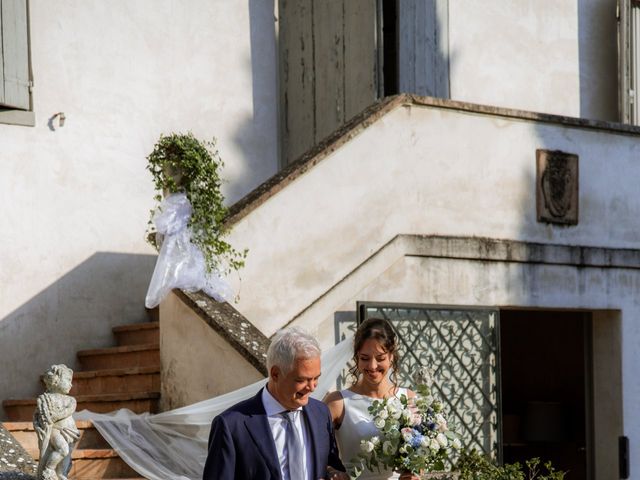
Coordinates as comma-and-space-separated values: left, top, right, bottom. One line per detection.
159, 292, 263, 410
225, 102, 639, 474
230, 103, 640, 335
320, 252, 627, 480
447, 0, 618, 121
0, 0, 278, 407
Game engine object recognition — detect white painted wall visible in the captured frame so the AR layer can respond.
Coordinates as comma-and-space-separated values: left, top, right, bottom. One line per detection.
447, 0, 618, 121
230, 103, 640, 335
0, 0, 278, 407
327, 252, 626, 479
225, 101, 640, 474
159, 292, 263, 411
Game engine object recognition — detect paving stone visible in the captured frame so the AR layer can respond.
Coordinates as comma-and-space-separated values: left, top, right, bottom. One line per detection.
0, 424, 36, 479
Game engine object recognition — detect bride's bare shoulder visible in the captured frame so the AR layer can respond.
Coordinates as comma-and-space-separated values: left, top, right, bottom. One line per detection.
323, 389, 344, 404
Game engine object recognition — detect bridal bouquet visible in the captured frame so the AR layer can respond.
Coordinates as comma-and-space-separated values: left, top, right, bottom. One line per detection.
350, 367, 461, 479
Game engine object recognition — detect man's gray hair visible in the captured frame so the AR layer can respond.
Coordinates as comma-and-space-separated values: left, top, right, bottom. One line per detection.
266, 327, 321, 373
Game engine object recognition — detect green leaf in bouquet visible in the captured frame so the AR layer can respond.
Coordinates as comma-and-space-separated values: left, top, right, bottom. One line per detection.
349, 464, 363, 480
433, 458, 445, 471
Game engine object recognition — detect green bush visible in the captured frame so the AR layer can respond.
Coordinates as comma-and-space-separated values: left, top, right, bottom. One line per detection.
454, 449, 565, 480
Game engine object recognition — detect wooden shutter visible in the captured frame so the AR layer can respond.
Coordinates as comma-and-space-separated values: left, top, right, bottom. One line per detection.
278, 0, 378, 167
397, 0, 450, 99
0, 0, 30, 110
619, 0, 640, 124
632, 2, 640, 124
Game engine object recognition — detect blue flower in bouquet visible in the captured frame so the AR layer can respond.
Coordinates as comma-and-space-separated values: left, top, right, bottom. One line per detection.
348, 367, 462, 479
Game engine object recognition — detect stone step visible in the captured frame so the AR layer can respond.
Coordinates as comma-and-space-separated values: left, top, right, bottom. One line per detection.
77, 344, 160, 371
71, 448, 141, 478
70, 366, 160, 397
3, 392, 160, 422
3, 421, 146, 479
112, 322, 159, 347
145, 306, 159, 323
4, 421, 108, 458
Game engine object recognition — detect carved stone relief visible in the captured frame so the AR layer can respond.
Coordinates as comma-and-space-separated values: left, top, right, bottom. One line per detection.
536, 149, 579, 225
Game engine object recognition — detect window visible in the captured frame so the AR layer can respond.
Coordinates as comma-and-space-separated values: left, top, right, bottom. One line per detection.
0, 0, 33, 126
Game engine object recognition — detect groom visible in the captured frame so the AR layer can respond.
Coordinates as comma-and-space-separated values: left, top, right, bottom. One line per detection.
203, 327, 348, 480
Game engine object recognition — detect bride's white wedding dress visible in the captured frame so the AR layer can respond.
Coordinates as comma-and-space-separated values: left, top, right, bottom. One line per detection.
335, 388, 408, 480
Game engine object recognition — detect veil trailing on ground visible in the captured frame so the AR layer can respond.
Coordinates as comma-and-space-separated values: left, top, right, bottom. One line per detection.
75, 335, 353, 480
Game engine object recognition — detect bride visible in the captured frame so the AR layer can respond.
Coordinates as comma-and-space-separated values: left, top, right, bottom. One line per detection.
324, 318, 420, 480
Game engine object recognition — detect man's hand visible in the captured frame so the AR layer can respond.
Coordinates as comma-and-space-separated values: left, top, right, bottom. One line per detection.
398, 472, 420, 480
324, 466, 350, 480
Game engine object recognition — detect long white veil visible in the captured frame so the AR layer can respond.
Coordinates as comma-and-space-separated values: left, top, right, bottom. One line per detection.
75, 335, 353, 480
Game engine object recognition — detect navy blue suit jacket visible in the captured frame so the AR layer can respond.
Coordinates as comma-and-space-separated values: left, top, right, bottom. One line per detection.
202, 388, 344, 480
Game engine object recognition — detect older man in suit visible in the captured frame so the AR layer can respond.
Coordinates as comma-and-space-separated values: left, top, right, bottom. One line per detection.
203, 327, 348, 480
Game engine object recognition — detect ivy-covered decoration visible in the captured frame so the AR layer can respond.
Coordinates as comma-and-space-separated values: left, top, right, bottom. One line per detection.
146, 132, 247, 273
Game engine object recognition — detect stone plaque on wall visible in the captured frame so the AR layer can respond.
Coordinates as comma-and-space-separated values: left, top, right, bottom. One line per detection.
536, 149, 579, 225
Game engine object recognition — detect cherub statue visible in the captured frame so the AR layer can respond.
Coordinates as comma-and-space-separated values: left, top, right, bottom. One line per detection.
33, 364, 80, 480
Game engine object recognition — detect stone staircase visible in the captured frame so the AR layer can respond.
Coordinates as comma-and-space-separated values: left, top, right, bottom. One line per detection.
2, 315, 159, 479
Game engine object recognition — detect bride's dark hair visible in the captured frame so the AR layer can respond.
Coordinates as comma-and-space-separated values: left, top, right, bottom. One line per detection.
349, 318, 400, 389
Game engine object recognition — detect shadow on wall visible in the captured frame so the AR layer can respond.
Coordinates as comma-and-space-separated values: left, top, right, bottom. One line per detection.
226, 0, 279, 205
0, 252, 156, 416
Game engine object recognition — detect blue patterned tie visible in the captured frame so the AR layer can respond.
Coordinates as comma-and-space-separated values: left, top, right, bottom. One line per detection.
281, 410, 305, 480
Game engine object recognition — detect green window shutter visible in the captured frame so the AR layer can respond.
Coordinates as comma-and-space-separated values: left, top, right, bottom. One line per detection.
0, 0, 30, 110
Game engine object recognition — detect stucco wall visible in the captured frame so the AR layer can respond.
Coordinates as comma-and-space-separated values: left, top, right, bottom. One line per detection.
224, 102, 639, 473
229, 103, 640, 335
447, 0, 618, 121
0, 0, 278, 407
159, 291, 264, 411
321, 249, 627, 479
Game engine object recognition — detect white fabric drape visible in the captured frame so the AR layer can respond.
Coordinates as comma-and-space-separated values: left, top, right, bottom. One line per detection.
75, 335, 353, 480
145, 193, 233, 308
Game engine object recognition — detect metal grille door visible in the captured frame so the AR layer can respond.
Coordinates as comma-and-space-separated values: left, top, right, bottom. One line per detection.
353, 303, 502, 460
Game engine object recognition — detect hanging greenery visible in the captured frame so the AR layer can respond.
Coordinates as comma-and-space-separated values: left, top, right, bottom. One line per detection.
146, 132, 247, 273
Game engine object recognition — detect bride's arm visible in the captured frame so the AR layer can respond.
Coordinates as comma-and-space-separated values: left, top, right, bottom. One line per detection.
322, 390, 345, 428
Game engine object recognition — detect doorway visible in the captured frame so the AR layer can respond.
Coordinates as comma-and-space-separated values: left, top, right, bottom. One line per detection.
500, 310, 592, 479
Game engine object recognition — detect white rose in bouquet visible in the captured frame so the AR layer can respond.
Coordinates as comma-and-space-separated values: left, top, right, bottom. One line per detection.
429, 438, 441, 452
360, 440, 375, 453
382, 441, 395, 455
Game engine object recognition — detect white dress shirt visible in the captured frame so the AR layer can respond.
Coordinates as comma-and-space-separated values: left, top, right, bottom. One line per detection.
262, 387, 312, 480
